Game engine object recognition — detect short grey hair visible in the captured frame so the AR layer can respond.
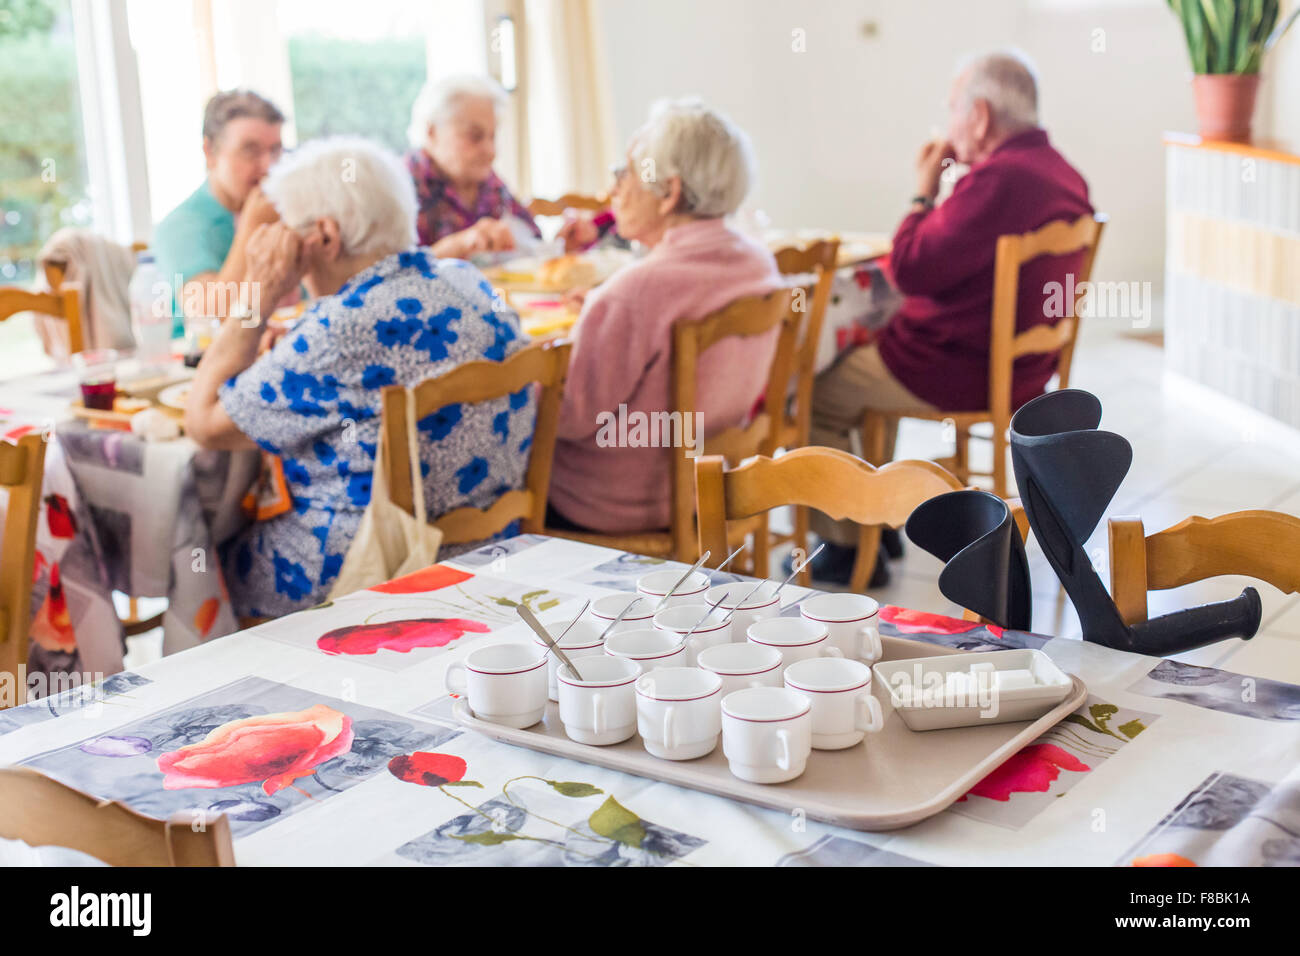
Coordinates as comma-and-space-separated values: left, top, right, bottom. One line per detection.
202, 89, 284, 143
957, 50, 1040, 131
263, 136, 416, 257
407, 73, 508, 147
628, 98, 756, 219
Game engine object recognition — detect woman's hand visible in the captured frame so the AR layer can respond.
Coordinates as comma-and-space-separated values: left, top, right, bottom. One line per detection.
558, 213, 599, 252
471, 217, 516, 252
432, 218, 514, 259
915, 138, 956, 203
237, 185, 280, 236
243, 223, 305, 319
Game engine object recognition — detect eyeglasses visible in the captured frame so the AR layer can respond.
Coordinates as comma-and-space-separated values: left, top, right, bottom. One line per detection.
609, 163, 630, 186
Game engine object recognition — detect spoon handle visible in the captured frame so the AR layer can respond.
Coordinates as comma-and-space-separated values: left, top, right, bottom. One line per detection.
654, 550, 711, 610
516, 604, 583, 681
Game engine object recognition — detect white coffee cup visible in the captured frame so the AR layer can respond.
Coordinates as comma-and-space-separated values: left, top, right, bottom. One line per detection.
636, 569, 710, 608
721, 687, 813, 784
604, 628, 687, 672
635, 667, 723, 760
531, 619, 605, 701
800, 593, 883, 664
588, 592, 655, 634
557, 656, 642, 746
653, 604, 732, 665
697, 642, 785, 698
747, 617, 842, 675
784, 657, 885, 750
705, 582, 779, 638
446, 643, 548, 729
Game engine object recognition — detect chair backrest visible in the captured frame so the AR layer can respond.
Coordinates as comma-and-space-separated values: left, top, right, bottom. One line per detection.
0, 285, 83, 355
1, 433, 46, 699
987, 213, 1106, 424
0, 767, 235, 866
670, 288, 798, 559
527, 193, 607, 217
695, 445, 964, 562
382, 338, 573, 545
771, 238, 840, 450
1108, 510, 1300, 625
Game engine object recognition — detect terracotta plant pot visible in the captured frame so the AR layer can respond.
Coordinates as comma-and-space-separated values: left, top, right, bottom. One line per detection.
1191, 74, 1261, 144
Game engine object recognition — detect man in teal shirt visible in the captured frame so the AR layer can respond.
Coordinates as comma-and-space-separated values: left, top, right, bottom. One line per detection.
153, 89, 285, 328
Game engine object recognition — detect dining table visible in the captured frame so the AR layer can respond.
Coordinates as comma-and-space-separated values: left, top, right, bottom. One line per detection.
1, 533, 1295, 867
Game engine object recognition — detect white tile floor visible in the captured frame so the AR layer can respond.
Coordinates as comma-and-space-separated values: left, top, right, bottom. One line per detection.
127, 321, 1300, 681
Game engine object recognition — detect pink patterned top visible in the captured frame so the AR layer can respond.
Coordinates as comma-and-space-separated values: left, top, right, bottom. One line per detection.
404, 149, 541, 246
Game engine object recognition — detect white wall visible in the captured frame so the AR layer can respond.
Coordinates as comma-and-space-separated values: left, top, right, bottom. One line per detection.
597, 0, 1201, 291
1261, 0, 1300, 150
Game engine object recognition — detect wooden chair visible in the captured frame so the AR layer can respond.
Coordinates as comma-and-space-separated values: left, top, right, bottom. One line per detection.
0, 767, 235, 865
1108, 510, 1300, 625
545, 288, 799, 567
527, 193, 608, 218
0, 284, 83, 355
860, 213, 1107, 501
696, 446, 967, 592
767, 238, 840, 584
383, 338, 573, 544
1, 434, 47, 706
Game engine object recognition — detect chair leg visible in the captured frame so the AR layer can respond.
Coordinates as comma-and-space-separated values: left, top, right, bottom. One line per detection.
849, 524, 882, 593
953, 425, 970, 484
992, 425, 1008, 498
860, 412, 889, 466
794, 505, 811, 587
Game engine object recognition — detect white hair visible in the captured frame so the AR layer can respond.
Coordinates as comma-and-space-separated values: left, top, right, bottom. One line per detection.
407, 73, 508, 148
263, 136, 416, 257
628, 97, 756, 219
958, 50, 1040, 131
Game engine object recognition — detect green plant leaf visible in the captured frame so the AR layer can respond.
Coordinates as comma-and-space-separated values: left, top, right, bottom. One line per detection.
493, 596, 519, 607
547, 780, 603, 798
1063, 713, 1102, 734
1117, 719, 1147, 739
537, 599, 560, 612
443, 780, 484, 788
520, 589, 547, 601
454, 831, 522, 845
589, 795, 646, 848
1089, 703, 1119, 723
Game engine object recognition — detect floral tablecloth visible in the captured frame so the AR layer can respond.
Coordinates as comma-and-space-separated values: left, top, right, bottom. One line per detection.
1, 534, 1297, 866
0, 370, 257, 685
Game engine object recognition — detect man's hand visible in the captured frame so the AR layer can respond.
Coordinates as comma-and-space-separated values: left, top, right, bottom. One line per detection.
238, 186, 280, 235
558, 213, 599, 253
243, 223, 304, 318
915, 138, 957, 203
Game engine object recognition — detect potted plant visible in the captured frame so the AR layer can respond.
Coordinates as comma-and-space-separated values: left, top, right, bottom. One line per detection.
1166, 0, 1299, 143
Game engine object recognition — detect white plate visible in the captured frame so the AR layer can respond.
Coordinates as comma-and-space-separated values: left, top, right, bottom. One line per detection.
157, 382, 190, 411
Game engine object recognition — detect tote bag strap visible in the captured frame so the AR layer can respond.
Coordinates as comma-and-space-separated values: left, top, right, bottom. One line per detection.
404, 388, 427, 526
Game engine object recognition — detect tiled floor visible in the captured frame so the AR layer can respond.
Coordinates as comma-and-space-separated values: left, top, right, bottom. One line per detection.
127, 321, 1300, 681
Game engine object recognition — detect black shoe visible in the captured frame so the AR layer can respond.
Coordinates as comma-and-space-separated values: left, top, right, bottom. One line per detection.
881, 527, 905, 560
783, 542, 891, 589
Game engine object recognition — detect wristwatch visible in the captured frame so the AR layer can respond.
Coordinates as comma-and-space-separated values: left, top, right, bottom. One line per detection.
910, 195, 935, 211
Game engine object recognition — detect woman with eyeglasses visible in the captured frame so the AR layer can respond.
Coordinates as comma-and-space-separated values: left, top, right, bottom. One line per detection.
152, 89, 287, 324
404, 74, 541, 260
547, 98, 783, 535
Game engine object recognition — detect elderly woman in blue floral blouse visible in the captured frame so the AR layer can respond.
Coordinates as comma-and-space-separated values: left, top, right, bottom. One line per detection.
185, 136, 536, 618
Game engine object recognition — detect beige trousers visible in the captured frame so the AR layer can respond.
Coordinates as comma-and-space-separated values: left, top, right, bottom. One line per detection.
809, 343, 937, 546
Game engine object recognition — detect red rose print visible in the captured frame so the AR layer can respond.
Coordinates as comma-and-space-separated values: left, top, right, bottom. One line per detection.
1132, 853, 1197, 867
43, 493, 77, 539
156, 704, 354, 795
388, 752, 467, 787
30, 562, 76, 652
959, 743, 1090, 802
880, 606, 1005, 639
316, 617, 490, 656
368, 564, 473, 594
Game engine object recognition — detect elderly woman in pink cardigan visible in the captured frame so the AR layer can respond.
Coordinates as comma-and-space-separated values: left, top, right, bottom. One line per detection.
548, 99, 783, 534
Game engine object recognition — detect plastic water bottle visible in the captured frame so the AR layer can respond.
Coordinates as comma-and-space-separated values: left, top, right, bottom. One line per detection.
129, 251, 171, 365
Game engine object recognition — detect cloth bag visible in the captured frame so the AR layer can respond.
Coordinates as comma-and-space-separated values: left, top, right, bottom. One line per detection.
328, 389, 442, 598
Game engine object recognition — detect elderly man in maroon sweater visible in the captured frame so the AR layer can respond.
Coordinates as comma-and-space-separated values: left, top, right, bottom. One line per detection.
806, 51, 1094, 586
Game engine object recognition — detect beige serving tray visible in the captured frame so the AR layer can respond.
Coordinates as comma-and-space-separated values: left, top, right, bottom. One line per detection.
454, 635, 1088, 831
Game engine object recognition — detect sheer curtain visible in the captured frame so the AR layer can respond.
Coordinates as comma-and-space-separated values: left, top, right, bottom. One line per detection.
522, 0, 617, 201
